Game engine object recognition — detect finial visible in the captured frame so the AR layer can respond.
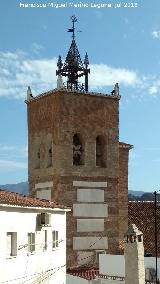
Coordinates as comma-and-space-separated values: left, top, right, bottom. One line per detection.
27, 86, 33, 101
114, 83, 119, 96
57, 74, 63, 89
68, 15, 78, 40
111, 83, 119, 96
57, 56, 63, 70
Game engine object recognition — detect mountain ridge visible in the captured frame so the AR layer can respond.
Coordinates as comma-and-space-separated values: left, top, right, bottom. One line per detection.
0, 182, 29, 195
0, 181, 148, 199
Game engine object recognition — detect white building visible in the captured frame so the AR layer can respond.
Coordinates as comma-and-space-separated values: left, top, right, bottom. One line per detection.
0, 189, 70, 284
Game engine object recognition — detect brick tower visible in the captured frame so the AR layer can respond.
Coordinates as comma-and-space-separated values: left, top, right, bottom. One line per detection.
26, 16, 132, 267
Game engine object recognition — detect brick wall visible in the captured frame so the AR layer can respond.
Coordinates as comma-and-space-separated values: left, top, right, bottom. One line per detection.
118, 144, 132, 252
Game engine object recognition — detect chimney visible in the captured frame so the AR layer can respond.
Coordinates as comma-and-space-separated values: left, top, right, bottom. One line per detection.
124, 224, 145, 284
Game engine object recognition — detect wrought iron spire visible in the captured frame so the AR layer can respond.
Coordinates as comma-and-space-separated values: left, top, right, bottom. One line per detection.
56, 15, 90, 92
68, 15, 77, 40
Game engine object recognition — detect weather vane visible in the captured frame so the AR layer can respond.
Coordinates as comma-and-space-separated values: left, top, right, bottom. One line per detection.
67, 15, 78, 40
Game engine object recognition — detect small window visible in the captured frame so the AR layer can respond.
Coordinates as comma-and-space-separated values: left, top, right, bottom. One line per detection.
46, 141, 53, 168
129, 235, 134, 243
28, 233, 35, 253
43, 230, 47, 250
34, 146, 40, 169
73, 134, 84, 165
6, 232, 17, 257
96, 136, 106, 167
138, 235, 142, 242
52, 231, 58, 249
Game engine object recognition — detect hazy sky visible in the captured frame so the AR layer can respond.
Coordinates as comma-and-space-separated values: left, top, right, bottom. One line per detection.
0, 0, 160, 192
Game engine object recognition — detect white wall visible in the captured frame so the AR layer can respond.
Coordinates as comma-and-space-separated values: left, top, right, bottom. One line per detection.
99, 254, 160, 280
67, 274, 88, 284
145, 257, 160, 280
0, 206, 67, 284
99, 255, 125, 277
94, 279, 125, 284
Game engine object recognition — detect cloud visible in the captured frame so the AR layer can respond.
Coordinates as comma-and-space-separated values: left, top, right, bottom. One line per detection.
148, 85, 158, 95
90, 64, 140, 88
152, 30, 160, 39
0, 144, 27, 159
0, 49, 160, 99
0, 144, 27, 173
31, 43, 44, 54
1, 50, 140, 98
0, 50, 57, 99
147, 78, 160, 96
0, 160, 27, 170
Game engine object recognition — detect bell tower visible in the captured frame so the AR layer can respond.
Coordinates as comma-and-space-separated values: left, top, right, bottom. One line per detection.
26, 16, 132, 267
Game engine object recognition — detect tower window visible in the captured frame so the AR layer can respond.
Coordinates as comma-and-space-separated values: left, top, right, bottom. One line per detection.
73, 134, 84, 165
37, 150, 40, 159
46, 141, 53, 168
34, 145, 40, 169
96, 136, 106, 167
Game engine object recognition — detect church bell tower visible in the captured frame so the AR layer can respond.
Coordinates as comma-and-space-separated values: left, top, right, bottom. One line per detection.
26, 16, 132, 267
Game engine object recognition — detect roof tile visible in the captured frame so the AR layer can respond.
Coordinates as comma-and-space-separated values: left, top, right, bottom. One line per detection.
128, 201, 160, 256
0, 189, 68, 210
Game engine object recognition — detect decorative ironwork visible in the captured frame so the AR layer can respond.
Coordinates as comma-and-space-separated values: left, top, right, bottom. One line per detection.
56, 15, 90, 92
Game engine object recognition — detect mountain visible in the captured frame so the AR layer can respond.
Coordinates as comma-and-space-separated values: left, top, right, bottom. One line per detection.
0, 182, 155, 201
128, 190, 145, 197
0, 182, 29, 195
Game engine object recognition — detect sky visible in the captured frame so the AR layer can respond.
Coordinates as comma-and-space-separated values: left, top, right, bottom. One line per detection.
0, 0, 160, 192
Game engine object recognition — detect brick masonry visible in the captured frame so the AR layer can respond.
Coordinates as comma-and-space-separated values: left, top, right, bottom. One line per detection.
26, 89, 132, 267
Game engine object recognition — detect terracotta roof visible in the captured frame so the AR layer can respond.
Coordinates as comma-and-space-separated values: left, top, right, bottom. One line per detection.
67, 267, 125, 281
67, 267, 99, 280
128, 201, 160, 256
0, 189, 69, 210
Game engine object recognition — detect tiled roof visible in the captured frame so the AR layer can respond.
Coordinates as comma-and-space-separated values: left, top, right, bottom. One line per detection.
67, 267, 125, 281
0, 189, 68, 210
67, 267, 99, 280
128, 201, 160, 256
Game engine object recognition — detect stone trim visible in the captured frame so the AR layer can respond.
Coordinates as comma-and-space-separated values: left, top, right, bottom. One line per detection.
35, 181, 53, 189
73, 181, 107, 188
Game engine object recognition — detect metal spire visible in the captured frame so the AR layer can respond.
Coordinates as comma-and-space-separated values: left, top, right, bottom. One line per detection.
56, 15, 90, 92
67, 15, 77, 40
